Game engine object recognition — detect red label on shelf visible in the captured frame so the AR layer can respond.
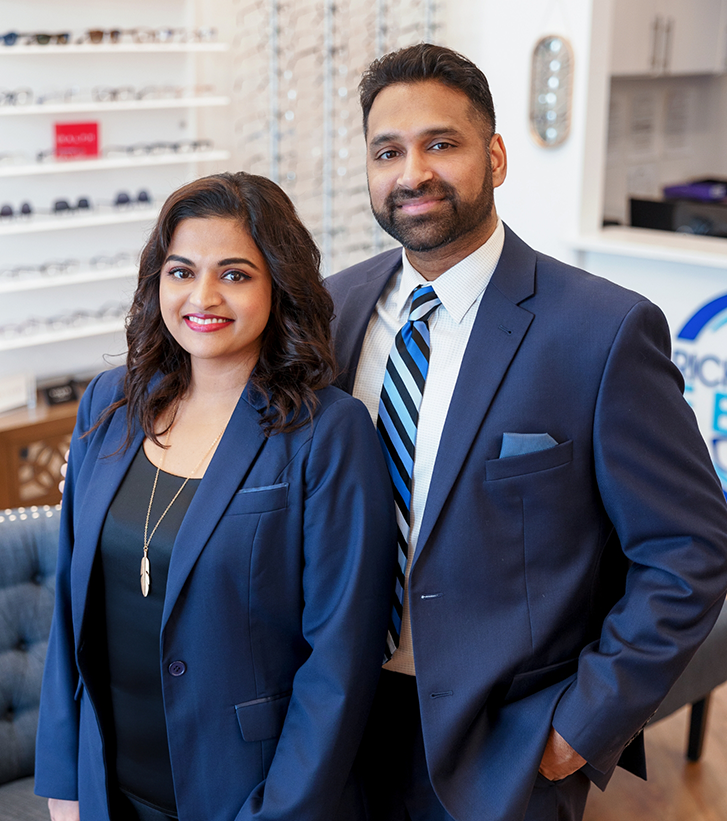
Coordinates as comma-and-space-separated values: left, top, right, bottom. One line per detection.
54, 122, 99, 159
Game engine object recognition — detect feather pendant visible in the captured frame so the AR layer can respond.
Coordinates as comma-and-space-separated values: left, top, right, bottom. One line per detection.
141, 553, 151, 597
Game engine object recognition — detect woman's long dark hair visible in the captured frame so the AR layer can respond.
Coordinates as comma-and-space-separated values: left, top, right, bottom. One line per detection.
99, 172, 336, 447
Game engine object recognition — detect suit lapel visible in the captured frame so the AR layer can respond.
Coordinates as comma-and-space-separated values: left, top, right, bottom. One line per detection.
161, 389, 267, 631
72, 411, 145, 646
332, 249, 401, 392
414, 226, 537, 560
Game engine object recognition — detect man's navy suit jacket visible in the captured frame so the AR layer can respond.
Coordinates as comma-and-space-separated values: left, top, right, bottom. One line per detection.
326, 225, 727, 821
34, 368, 396, 821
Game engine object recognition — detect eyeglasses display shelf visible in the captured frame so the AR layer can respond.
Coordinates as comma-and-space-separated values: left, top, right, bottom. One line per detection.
0, 207, 160, 236
0, 96, 231, 116
0, 0, 231, 389
0, 150, 231, 178
0, 265, 137, 295
0, 42, 228, 55
0, 317, 125, 353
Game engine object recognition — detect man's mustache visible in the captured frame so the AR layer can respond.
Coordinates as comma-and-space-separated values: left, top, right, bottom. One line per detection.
387, 182, 457, 208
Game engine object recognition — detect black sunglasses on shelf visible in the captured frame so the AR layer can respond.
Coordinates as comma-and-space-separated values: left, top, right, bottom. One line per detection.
112, 190, 152, 207
0, 202, 33, 218
52, 198, 92, 214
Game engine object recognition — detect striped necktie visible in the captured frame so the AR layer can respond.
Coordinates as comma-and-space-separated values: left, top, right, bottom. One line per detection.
377, 284, 441, 658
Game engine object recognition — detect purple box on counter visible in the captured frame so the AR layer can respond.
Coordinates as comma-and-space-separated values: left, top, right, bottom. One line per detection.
663, 179, 727, 202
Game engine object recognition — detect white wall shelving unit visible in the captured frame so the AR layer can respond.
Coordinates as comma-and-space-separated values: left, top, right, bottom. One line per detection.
0, 0, 232, 386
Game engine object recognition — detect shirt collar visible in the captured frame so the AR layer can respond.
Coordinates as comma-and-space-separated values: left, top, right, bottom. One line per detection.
395, 219, 505, 323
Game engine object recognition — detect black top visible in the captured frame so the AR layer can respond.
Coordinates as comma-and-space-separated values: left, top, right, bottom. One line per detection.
98, 446, 200, 816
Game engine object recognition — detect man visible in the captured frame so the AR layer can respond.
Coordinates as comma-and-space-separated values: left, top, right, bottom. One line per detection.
325, 44, 727, 821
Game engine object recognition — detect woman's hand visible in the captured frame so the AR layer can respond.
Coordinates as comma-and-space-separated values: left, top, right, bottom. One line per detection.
48, 798, 80, 821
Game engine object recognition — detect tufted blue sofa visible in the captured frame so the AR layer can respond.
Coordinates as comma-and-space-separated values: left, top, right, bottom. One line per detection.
0, 506, 60, 821
0, 505, 726, 821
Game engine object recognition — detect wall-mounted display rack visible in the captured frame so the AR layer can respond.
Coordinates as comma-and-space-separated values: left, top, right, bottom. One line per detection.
0, 0, 232, 388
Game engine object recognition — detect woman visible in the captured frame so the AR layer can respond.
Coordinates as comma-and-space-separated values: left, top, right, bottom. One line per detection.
34, 172, 396, 821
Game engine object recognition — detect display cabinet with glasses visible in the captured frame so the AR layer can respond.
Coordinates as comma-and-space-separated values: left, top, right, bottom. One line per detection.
0, 0, 233, 507
0, 0, 232, 389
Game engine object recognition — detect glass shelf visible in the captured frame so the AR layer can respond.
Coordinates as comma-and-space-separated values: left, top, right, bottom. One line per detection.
0, 96, 231, 116
0, 150, 230, 178
0, 318, 126, 352
0, 266, 137, 295
0, 43, 229, 55
0, 207, 159, 236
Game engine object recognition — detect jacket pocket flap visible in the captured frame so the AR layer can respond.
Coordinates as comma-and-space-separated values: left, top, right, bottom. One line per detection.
504, 656, 579, 704
486, 440, 573, 481
226, 483, 289, 515
235, 691, 292, 741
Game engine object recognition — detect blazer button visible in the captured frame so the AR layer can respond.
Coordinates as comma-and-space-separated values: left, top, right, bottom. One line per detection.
168, 661, 187, 677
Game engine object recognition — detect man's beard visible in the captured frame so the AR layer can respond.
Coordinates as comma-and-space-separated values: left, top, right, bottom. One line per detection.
370, 174, 494, 252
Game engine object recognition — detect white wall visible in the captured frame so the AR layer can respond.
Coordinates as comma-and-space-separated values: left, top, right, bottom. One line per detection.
444, 0, 610, 264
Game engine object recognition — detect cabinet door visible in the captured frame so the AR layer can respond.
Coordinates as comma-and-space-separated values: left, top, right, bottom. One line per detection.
665, 0, 723, 74
610, 0, 663, 75
719, 0, 727, 71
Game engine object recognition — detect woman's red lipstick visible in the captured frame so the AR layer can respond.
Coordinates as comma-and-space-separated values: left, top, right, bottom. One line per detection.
183, 313, 233, 332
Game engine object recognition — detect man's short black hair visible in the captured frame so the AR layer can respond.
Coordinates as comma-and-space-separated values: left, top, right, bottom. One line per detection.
359, 43, 496, 138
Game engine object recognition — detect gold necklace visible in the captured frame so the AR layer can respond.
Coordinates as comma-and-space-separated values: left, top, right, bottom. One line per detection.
141, 425, 225, 597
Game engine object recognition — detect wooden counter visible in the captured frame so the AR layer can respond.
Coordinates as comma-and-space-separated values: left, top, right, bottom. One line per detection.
0, 396, 80, 509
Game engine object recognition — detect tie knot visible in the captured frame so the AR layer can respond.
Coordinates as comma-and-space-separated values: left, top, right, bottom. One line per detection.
408, 285, 441, 323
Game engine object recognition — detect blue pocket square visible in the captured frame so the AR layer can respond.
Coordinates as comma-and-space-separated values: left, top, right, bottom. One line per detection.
499, 432, 558, 458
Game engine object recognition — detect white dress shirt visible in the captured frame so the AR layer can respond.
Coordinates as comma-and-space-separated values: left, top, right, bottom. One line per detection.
353, 220, 505, 675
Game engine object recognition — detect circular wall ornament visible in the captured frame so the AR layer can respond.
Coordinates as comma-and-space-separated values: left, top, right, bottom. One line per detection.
529, 35, 574, 148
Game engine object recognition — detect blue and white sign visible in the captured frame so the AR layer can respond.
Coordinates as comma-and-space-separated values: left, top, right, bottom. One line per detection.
674, 293, 727, 493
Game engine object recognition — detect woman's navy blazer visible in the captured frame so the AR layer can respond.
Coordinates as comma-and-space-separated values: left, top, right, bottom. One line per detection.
35, 367, 396, 821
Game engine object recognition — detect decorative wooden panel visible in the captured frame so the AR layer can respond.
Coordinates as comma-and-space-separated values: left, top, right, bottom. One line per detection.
0, 400, 78, 509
